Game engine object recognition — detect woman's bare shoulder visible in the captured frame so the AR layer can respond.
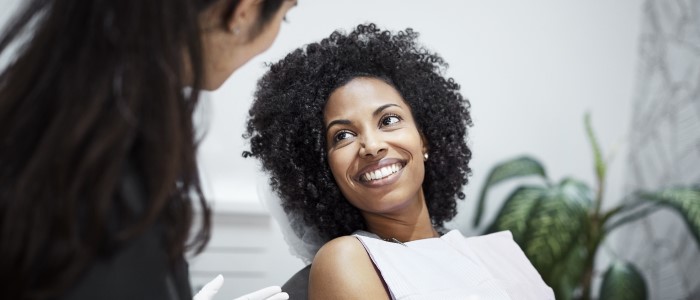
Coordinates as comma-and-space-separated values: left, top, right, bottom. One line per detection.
309, 235, 389, 300
314, 235, 366, 262
310, 236, 370, 278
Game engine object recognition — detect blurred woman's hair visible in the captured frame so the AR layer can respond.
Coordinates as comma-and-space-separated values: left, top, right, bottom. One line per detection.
0, 0, 283, 298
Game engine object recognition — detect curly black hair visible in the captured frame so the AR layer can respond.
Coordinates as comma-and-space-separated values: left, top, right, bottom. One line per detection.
244, 23, 472, 242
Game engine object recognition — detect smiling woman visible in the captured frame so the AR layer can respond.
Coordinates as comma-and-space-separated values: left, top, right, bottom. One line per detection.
244, 23, 554, 299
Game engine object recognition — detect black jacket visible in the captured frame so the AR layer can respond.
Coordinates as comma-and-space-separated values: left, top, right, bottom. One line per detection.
61, 163, 192, 300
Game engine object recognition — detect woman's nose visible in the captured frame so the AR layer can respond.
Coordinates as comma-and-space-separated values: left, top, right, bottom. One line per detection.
358, 132, 387, 158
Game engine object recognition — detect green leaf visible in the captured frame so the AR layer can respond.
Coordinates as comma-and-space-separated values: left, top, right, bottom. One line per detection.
487, 179, 592, 283
604, 201, 663, 234
584, 112, 606, 182
486, 179, 592, 282
558, 178, 595, 210
524, 180, 592, 278
540, 179, 594, 300
474, 156, 547, 227
547, 242, 588, 300
638, 186, 700, 246
599, 261, 647, 300
486, 186, 544, 243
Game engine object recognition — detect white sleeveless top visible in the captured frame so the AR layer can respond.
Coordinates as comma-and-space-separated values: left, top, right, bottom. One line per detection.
352, 230, 554, 300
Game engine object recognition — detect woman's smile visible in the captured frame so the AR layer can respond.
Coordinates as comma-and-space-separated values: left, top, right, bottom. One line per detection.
360, 162, 403, 182
356, 159, 406, 186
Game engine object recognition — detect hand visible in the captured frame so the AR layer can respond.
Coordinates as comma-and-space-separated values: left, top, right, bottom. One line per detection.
193, 274, 289, 300
193, 274, 224, 300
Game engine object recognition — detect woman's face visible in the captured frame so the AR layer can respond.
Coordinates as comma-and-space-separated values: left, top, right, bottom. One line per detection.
199, 0, 297, 90
324, 77, 427, 216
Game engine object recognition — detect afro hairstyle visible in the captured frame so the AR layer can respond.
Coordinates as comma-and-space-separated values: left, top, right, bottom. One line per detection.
244, 23, 472, 242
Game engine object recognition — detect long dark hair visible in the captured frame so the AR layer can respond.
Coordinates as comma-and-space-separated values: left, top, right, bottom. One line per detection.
0, 0, 283, 298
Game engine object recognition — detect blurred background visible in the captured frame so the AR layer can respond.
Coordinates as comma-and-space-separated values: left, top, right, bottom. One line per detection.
1, 0, 698, 299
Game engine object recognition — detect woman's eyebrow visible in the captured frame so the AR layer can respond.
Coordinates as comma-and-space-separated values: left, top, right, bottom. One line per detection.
326, 119, 351, 131
373, 104, 400, 116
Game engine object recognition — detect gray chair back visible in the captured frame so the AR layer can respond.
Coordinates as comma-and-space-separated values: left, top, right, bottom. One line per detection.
282, 264, 311, 299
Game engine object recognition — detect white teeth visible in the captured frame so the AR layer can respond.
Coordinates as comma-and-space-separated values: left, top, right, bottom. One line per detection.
382, 167, 392, 177
361, 163, 403, 182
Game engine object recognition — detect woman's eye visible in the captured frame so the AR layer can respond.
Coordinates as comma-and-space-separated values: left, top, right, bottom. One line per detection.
333, 131, 354, 143
381, 115, 401, 127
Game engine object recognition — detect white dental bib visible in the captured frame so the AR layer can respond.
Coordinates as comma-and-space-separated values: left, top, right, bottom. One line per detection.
352, 230, 555, 300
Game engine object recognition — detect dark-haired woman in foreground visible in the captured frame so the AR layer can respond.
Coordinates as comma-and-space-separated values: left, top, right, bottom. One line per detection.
0, 0, 296, 299
245, 24, 554, 299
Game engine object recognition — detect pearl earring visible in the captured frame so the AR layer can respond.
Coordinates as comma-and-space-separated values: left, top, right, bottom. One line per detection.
423, 153, 429, 161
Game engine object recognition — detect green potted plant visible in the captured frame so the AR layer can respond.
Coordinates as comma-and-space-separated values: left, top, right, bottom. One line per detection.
472, 113, 700, 300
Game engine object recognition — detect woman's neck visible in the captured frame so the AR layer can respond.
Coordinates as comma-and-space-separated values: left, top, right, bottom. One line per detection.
361, 191, 438, 243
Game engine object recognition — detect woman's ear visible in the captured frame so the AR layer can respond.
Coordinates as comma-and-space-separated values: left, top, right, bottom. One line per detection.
420, 133, 429, 156
224, 0, 260, 35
